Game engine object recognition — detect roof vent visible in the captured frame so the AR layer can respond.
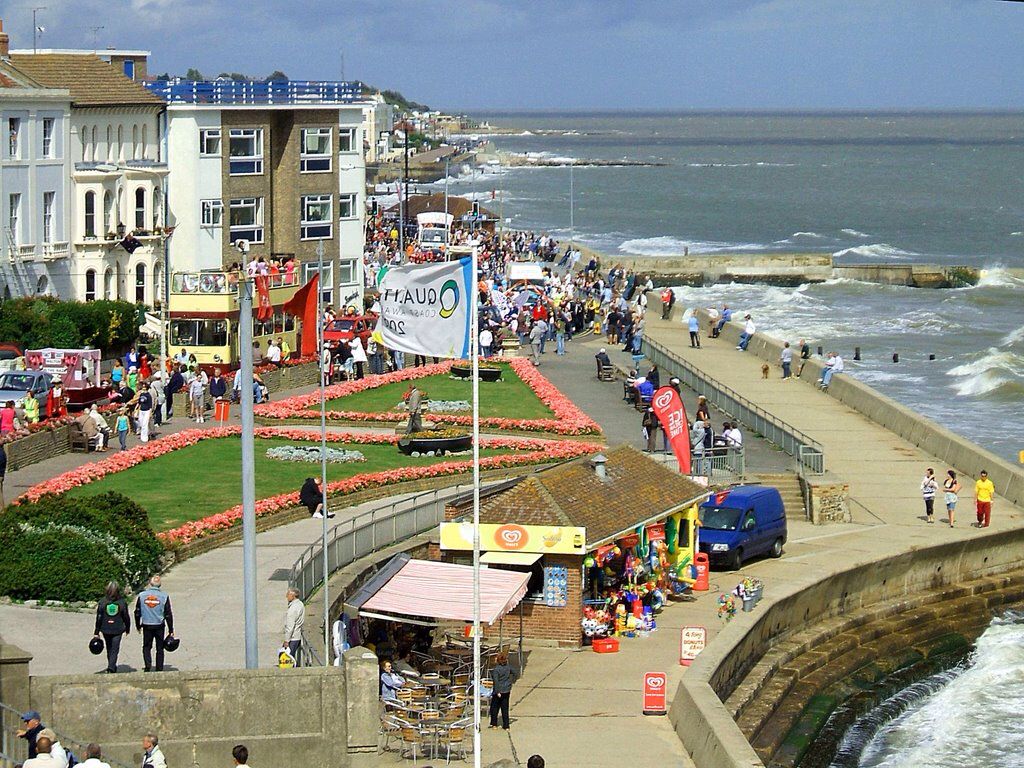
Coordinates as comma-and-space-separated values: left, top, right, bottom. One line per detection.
591, 453, 608, 481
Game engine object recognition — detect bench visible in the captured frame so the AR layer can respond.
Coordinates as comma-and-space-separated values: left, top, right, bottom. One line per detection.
69, 422, 99, 453
596, 362, 615, 381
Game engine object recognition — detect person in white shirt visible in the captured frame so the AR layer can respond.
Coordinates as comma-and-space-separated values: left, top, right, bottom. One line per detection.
266, 340, 282, 366
820, 352, 844, 388
479, 328, 494, 357
737, 314, 756, 351
349, 336, 368, 380
23, 736, 58, 768
246, 257, 260, 277
141, 734, 166, 768
724, 423, 744, 448
79, 743, 111, 768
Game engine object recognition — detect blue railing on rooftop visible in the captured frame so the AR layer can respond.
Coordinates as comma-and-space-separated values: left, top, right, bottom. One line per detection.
145, 79, 364, 105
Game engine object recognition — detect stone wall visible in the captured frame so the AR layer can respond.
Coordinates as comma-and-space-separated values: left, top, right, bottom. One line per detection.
26, 659, 378, 768
6, 426, 72, 471
807, 478, 850, 524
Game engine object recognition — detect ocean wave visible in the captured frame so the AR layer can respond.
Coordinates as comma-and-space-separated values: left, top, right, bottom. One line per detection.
855, 369, 926, 385
1002, 325, 1024, 347
976, 267, 1024, 289
946, 347, 1024, 397
619, 236, 766, 255
833, 243, 919, 261
685, 161, 797, 168
840, 228, 873, 238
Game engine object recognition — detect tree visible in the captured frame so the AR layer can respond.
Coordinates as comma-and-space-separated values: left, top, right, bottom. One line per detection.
265, 70, 288, 82
185, 67, 204, 81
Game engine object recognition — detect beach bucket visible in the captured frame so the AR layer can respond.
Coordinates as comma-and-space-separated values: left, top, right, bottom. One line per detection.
742, 596, 755, 613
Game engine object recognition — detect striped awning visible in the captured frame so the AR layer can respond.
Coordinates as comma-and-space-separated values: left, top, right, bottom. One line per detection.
356, 556, 530, 625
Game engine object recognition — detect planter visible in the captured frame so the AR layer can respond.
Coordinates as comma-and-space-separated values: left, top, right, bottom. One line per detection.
397, 434, 472, 456
742, 596, 756, 613
450, 364, 502, 382
752, 587, 763, 605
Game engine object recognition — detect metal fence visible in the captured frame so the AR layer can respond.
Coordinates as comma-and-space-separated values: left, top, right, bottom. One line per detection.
1, 701, 134, 768
290, 479, 521, 603
643, 338, 825, 475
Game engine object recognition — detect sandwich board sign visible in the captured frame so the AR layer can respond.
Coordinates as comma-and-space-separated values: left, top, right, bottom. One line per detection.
680, 626, 707, 666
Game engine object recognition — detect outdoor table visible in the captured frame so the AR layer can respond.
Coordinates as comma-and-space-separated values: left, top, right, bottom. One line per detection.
420, 676, 451, 694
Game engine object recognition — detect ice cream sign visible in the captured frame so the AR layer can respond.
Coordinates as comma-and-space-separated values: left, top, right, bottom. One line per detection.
439, 522, 586, 555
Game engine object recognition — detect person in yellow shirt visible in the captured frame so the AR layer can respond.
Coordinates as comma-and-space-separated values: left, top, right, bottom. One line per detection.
974, 470, 995, 528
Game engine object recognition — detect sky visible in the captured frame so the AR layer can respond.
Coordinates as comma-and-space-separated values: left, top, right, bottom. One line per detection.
3, 0, 1024, 111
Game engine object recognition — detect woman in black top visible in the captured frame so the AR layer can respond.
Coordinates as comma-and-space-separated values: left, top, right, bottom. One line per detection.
94, 581, 130, 673
489, 652, 518, 730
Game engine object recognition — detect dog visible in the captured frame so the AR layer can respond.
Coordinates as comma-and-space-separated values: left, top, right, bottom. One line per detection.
761, 363, 771, 380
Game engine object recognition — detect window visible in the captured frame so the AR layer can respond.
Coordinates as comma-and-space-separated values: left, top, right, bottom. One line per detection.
123, 59, 135, 79
134, 187, 146, 230
103, 268, 113, 299
338, 259, 356, 285
85, 269, 97, 302
42, 118, 55, 158
228, 128, 263, 174
135, 263, 146, 303
103, 191, 114, 233
132, 125, 139, 160
106, 126, 113, 162
82, 124, 92, 162
200, 128, 221, 156
300, 127, 331, 172
301, 194, 332, 239
338, 127, 356, 153
303, 262, 333, 305
152, 188, 162, 229
142, 125, 148, 159
201, 199, 223, 227
42, 192, 55, 244
170, 319, 228, 347
117, 126, 123, 161
8, 194, 20, 245
229, 197, 264, 243
338, 193, 357, 219
8, 118, 20, 158
84, 191, 96, 238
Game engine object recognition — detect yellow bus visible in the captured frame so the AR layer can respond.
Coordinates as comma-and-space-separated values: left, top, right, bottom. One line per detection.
169, 271, 303, 367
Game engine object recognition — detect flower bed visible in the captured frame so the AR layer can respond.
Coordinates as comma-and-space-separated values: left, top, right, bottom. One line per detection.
265, 445, 366, 464
254, 359, 601, 436
17, 426, 603, 547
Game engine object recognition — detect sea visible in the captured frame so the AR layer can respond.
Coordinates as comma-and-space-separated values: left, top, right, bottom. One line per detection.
437, 112, 1024, 462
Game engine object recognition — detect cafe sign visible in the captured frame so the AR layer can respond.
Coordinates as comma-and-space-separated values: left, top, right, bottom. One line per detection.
439, 522, 586, 555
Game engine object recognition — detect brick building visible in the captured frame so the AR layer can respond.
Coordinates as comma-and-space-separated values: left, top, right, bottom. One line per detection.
437, 445, 708, 647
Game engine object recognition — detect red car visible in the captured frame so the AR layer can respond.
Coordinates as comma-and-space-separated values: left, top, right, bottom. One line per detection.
323, 315, 376, 346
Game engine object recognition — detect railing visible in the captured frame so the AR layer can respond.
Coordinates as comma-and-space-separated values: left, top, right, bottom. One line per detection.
643, 338, 825, 475
695, 445, 746, 480
0, 701, 134, 768
171, 271, 299, 295
147, 79, 363, 105
290, 480, 521, 603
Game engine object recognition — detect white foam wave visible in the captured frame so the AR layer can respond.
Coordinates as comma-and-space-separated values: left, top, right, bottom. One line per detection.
946, 347, 1024, 397
840, 228, 873, 238
1002, 325, 1024, 347
859, 619, 1024, 768
976, 267, 1024, 289
685, 161, 796, 168
855, 369, 926, 385
619, 236, 766, 255
833, 243, 919, 261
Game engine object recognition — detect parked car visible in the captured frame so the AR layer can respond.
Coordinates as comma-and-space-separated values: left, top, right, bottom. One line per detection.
323, 315, 376, 346
698, 485, 787, 570
0, 369, 52, 413
0, 343, 23, 372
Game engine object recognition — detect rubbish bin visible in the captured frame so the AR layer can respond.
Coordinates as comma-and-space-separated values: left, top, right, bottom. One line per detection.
693, 552, 710, 592
214, 399, 231, 422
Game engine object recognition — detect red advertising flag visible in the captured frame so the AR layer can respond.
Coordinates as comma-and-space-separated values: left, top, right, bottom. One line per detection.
646, 523, 666, 542
642, 672, 668, 715
254, 275, 273, 320
282, 274, 320, 357
652, 386, 691, 474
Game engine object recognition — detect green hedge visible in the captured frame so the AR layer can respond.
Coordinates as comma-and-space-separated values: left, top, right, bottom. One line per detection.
0, 297, 140, 350
0, 492, 162, 602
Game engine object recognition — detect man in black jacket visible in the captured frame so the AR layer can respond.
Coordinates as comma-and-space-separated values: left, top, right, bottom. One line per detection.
300, 477, 334, 519
209, 368, 228, 401
165, 366, 185, 420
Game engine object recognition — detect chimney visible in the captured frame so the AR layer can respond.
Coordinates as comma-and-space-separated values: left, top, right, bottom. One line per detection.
0, 21, 9, 58
591, 453, 608, 481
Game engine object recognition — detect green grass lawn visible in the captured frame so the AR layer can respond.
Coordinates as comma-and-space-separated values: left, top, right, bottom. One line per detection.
327, 371, 554, 420
66, 437, 507, 531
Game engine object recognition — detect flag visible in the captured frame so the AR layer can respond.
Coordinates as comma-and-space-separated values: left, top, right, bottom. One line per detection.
120, 235, 142, 254
254, 275, 273, 320
282, 274, 319, 357
652, 386, 691, 474
375, 258, 474, 358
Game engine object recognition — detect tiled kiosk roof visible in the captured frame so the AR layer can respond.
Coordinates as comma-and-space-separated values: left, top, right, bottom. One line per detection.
470, 445, 708, 548
8, 54, 164, 106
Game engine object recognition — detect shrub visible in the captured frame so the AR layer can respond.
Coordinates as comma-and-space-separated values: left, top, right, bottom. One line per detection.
0, 492, 162, 602
0, 297, 140, 351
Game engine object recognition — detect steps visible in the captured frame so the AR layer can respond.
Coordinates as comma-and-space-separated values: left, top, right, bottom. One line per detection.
756, 472, 806, 520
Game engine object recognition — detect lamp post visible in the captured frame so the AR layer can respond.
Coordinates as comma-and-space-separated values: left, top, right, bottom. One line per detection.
238, 268, 258, 668
316, 238, 330, 665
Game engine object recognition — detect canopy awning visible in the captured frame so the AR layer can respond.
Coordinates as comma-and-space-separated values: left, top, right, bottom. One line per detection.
480, 552, 543, 566
347, 555, 530, 625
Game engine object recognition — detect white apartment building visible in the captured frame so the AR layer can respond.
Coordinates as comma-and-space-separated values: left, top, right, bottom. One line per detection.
154, 79, 367, 308
361, 93, 394, 163
8, 50, 167, 306
0, 24, 72, 299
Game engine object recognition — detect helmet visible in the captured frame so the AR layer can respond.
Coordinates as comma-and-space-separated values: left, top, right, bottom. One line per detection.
163, 635, 180, 652
89, 636, 104, 655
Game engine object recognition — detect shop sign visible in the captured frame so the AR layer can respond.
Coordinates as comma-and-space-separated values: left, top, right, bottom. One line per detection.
642, 672, 668, 715
543, 566, 568, 607
646, 523, 666, 542
618, 533, 640, 549
439, 522, 586, 554
679, 626, 707, 666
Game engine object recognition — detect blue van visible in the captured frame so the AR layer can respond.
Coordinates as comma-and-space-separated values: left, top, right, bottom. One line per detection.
698, 485, 787, 570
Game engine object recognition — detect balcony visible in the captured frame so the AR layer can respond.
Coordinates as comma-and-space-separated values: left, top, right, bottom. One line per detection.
171, 271, 299, 295
148, 79, 363, 106
42, 241, 70, 261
